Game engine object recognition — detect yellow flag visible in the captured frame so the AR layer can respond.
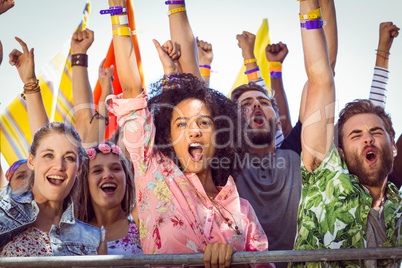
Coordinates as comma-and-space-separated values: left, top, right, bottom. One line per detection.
228, 18, 271, 98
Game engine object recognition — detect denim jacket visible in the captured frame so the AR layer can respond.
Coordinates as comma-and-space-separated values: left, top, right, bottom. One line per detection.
0, 186, 101, 256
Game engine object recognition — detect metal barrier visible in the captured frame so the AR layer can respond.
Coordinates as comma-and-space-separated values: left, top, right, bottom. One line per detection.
1, 247, 402, 267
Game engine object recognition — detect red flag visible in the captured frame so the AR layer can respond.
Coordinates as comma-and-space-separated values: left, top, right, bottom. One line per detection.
93, 0, 145, 140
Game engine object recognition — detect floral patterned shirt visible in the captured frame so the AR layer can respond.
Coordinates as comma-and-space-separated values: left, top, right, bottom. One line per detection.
109, 93, 270, 263
107, 219, 143, 255
293, 145, 402, 267
0, 226, 53, 257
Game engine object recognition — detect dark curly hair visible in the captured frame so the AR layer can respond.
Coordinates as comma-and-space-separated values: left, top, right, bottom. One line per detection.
335, 99, 395, 150
148, 73, 249, 186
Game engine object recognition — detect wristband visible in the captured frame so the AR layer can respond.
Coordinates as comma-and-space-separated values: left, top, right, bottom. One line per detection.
268, 62, 282, 68
168, 7, 186, 16
71, 54, 88, 67
270, 71, 282, 78
244, 58, 256, 65
299, 8, 321, 20
269, 67, 282, 73
244, 67, 260, 75
100, 6, 127, 16
375, 49, 390, 55
165, 1, 185, 4
300, 19, 326, 30
111, 15, 128, 25
199, 65, 211, 76
247, 71, 261, 81
112, 27, 132, 36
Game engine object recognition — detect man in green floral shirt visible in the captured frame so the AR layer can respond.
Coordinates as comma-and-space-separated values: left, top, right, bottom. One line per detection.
294, 1, 402, 267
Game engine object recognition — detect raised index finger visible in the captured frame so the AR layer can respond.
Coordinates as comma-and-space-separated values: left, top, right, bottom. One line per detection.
14, 37, 29, 54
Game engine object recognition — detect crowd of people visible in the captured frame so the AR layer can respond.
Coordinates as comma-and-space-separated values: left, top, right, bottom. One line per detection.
1, 0, 401, 267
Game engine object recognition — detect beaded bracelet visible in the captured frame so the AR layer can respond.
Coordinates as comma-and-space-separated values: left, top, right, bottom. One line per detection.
375, 49, 390, 55
71, 54, 88, 67
21, 80, 40, 100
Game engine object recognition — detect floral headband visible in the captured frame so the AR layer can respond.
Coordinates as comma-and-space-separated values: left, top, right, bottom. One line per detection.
86, 143, 123, 161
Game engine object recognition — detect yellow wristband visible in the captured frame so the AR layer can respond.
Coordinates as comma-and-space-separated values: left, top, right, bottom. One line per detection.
111, 15, 128, 25
268, 62, 282, 68
299, 8, 321, 20
247, 71, 261, 81
168, 7, 186, 16
244, 58, 256, 65
112, 27, 132, 36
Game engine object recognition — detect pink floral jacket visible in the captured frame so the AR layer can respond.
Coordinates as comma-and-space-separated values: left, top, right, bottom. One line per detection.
110, 93, 270, 261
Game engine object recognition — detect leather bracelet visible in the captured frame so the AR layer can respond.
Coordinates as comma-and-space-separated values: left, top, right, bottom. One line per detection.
71, 54, 88, 67
21, 80, 40, 100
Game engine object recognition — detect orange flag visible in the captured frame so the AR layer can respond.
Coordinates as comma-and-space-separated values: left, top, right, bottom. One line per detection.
93, 0, 145, 140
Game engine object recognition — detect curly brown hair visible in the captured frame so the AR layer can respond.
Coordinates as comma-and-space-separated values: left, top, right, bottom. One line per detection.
335, 99, 395, 150
148, 73, 249, 186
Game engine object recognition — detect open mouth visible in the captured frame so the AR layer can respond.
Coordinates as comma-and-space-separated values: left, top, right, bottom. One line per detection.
253, 111, 265, 126
101, 183, 117, 193
364, 148, 378, 164
188, 143, 203, 162
47, 175, 65, 186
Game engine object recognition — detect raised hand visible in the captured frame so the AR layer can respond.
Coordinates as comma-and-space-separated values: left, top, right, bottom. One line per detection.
71, 28, 94, 55
98, 58, 114, 99
265, 42, 289, 63
196, 37, 213, 66
9, 37, 36, 84
236, 31, 256, 60
153, 39, 182, 76
378, 22, 400, 53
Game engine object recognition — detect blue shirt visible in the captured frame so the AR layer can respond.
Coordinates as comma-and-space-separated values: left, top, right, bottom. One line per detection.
0, 186, 101, 256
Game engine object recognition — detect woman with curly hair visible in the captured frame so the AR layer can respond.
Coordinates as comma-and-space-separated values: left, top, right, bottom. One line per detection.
75, 141, 142, 256
104, 0, 271, 267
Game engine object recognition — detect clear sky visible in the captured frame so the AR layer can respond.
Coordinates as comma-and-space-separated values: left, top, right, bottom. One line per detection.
1, 0, 402, 169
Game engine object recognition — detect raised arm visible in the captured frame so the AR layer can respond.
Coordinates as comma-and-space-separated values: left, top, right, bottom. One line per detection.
71, 28, 95, 142
167, 1, 201, 78
300, 0, 335, 172
369, 22, 399, 108
196, 37, 213, 86
265, 42, 292, 137
9, 37, 49, 136
84, 59, 114, 147
108, 0, 142, 99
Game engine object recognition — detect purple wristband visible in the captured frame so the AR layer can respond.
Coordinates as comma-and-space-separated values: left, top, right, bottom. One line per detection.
100, 6, 127, 16
244, 67, 260, 75
199, 65, 211, 69
270, 71, 282, 78
300, 19, 325, 30
165, 1, 185, 4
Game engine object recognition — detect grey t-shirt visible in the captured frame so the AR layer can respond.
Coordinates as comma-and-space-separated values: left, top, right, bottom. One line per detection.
235, 149, 302, 253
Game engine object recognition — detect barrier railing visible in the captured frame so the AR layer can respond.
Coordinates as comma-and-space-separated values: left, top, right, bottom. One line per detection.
1, 247, 402, 267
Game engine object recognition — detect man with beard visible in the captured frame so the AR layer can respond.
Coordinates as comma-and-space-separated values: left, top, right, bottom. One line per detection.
230, 39, 303, 268
231, 4, 337, 267
294, 98, 402, 267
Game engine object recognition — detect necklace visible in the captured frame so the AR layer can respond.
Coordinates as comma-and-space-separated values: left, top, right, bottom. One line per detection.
207, 195, 241, 235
